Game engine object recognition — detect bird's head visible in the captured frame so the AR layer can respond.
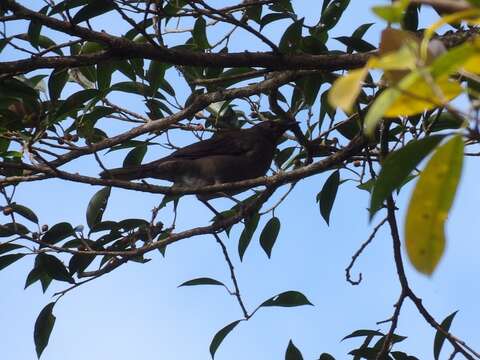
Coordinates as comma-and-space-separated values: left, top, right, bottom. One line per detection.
253, 120, 298, 141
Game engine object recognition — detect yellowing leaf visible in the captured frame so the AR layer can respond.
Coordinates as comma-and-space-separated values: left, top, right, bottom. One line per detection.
365, 70, 420, 135
369, 44, 418, 85
328, 67, 368, 113
368, 45, 417, 71
405, 135, 464, 275
364, 73, 462, 135
463, 54, 480, 74
421, 9, 480, 59
384, 76, 462, 117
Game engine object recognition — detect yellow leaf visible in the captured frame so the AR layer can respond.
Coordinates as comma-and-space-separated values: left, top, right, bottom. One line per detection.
364, 72, 461, 135
421, 9, 480, 59
405, 135, 464, 275
328, 67, 368, 113
384, 76, 462, 117
368, 45, 417, 71
463, 54, 480, 74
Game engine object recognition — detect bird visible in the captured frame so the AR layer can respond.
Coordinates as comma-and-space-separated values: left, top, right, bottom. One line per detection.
100, 120, 297, 199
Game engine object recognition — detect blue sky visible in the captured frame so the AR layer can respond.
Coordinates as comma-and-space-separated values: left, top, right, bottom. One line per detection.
1, 1, 479, 359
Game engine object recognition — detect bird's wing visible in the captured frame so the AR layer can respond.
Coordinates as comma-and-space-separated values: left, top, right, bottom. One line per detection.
163, 132, 251, 160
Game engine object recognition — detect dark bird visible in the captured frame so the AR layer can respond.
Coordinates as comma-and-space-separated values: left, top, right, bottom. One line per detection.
100, 120, 296, 198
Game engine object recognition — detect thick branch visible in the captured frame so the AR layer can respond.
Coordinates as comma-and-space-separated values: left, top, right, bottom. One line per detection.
1, 135, 367, 195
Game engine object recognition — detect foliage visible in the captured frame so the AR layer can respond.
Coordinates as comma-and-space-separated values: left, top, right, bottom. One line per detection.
0, 0, 479, 359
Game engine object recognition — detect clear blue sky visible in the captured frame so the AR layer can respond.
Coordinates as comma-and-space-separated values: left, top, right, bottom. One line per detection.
1, 1, 479, 359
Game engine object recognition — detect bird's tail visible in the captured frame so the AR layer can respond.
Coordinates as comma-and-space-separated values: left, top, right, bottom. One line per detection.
99, 165, 150, 181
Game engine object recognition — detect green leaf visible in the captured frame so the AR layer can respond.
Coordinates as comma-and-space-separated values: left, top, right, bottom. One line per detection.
425, 112, 465, 133
372, 1, 408, 23
238, 212, 260, 261
27, 6, 47, 50
0, 222, 29, 237
260, 291, 313, 308
403, 4, 419, 31
147, 61, 167, 93
97, 62, 113, 90
123, 145, 147, 168
25, 266, 43, 289
0, 253, 25, 271
317, 170, 340, 225
246, 4, 262, 23
285, 340, 303, 360
72, 0, 115, 24
210, 320, 241, 359
49, 0, 89, 15
109, 81, 163, 99
34, 302, 56, 358
68, 253, 95, 275
178, 277, 225, 287
192, 17, 210, 49
335, 36, 375, 53
370, 135, 444, 218
269, 0, 294, 13
319, 354, 336, 360
391, 351, 419, 360
37, 254, 74, 283
295, 74, 323, 107
11, 203, 39, 223
260, 13, 291, 30
56, 89, 99, 119
434, 311, 458, 360
405, 136, 464, 275
42, 222, 74, 245
320, 0, 350, 31
279, 19, 304, 54
342, 329, 383, 340
0, 242, 24, 255
117, 218, 149, 231
86, 187, 111, 229
259, 217, 281, 258
48, 68, 69, 101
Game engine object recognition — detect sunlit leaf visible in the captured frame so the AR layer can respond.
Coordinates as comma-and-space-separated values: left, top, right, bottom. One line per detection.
365, 72, 462, 135
328, 68, 368, 113
405, 136, 464, 274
